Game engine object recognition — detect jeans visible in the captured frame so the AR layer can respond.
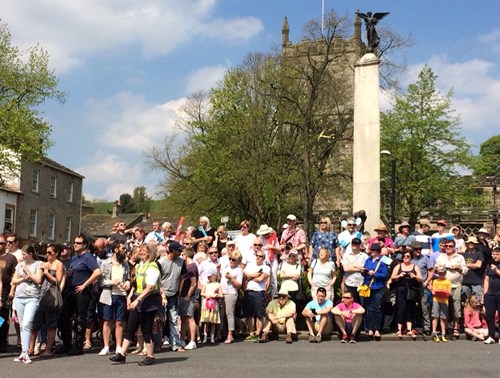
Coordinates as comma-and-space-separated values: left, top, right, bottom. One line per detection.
362, 288, 384, 331
14, 297, 40, 353
484, 293, 500, 338
58, 287, 92, 350
166, 295, 182, 350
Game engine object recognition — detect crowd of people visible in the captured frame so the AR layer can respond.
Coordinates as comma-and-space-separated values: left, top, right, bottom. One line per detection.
1, 215, 500, 366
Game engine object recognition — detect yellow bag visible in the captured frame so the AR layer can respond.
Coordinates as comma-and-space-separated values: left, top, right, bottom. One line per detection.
358, 284, 371, 298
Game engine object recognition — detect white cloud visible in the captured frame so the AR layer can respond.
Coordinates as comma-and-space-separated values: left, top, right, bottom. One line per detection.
185, 64, 228, 93
85, 93, 187, 151
403, 56, 500, 146
77, 151, 143, 200
3, 0, 263, 73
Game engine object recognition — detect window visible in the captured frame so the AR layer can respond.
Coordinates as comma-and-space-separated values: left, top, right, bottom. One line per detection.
65, 217, 72, 242
48, 213, 56, 240
32, 169, 40, 192
29, 209, 38, 237
50, 176, 57, 198
67, 180, 74, 202
4, 206, 15, 233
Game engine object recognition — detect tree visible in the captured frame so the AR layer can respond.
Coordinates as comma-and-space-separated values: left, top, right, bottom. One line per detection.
380, 66, 484, 228
474, 135, 500, 177
119, 193, 136, 214
132, 186, 152, 213
0, 24, 65, 184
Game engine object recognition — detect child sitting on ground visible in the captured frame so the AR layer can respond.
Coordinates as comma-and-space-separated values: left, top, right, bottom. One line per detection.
463, 295, 488, 341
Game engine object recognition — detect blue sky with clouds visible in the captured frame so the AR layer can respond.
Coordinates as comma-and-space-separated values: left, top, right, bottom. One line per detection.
3, 0, 500, 200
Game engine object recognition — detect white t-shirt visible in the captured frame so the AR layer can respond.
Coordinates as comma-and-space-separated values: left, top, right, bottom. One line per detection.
342, 251, 369, 287
279, 261, 301, 292
221, 266, 243, 295
310, 259, 335, 287
234, 233, 256, 257
244, 263, 270, 291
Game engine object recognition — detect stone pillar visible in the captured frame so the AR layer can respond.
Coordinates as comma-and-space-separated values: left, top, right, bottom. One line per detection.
353, 53, 381, 235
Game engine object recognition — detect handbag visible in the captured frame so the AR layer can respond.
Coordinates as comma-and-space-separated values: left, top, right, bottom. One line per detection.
406, 285, 418, 301
358, 284, 371, 298
39, 281, 63, 311
358, 259, 383, 298
206, 297, 216, 310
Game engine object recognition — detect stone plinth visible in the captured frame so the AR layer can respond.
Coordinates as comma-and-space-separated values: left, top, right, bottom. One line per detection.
353, 53, 381, 235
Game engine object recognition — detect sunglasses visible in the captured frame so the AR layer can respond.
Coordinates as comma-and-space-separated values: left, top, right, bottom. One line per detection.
319, 221, 327, 224
256, 255, 265, 258
6, 241, 15, 244
209, 251, 218, 255
445, 245, 454, 248
73, 241, 83, 245
278, 295, 288, 299
403, 255, 411, 258
254, 244, 262, 247
342, 296, 352, 299
229, 258, 236, 262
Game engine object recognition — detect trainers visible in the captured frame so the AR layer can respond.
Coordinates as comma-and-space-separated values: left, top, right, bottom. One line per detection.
23, 355, 32, 364
309, 334, 316, 343
13, 352, 25, 362
484, 337, 496, 344
109, 353, 126, 363
285, 333, 293, 344
349, 334, 357, 344
184, 341, 197, 350
98, 347, 110, 356
432, 333, 440, 343
441, 334, 448, 343
138, 357, 156, 366
315, 334, 322, 343
340, 334, 348, 343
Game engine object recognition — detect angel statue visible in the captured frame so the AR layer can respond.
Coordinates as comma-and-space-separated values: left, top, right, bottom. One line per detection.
355, 11, 390, 52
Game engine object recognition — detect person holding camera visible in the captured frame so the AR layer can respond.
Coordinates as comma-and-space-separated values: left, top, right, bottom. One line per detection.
389, 249, 423, 339
302, 287, 333, 343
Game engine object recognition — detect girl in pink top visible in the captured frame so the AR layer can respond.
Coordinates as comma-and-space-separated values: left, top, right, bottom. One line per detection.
463, 295, 488, 341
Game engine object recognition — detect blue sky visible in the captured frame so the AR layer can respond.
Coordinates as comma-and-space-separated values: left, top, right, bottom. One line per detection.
3, 0, 500, 201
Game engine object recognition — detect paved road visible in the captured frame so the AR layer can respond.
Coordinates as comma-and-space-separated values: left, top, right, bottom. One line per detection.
1, 334, 499, 378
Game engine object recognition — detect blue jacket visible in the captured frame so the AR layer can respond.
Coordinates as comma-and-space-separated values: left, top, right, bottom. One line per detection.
363, 256, 388, 290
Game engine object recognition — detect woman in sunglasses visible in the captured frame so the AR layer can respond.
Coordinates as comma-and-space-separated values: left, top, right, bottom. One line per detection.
390, 248, 423, 339
221, 250, 243, 344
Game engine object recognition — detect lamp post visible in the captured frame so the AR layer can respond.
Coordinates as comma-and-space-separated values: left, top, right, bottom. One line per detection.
381, 150, 396, 237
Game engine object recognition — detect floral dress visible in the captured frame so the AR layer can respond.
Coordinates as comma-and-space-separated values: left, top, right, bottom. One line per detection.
200, 282, 221, 324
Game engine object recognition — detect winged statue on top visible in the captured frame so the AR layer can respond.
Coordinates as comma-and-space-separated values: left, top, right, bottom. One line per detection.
355, 11, 390, 53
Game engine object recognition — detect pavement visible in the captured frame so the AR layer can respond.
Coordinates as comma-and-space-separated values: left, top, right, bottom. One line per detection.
2, 323, 500, 378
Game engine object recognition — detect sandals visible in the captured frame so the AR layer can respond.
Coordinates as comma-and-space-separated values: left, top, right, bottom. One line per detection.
83, 341, 92, 350
396, 331, 403, 339
409, 330, 417, 340
224, 338, 234, 344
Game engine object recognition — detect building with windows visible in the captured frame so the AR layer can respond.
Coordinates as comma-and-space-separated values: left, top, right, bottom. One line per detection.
1, 156, 84, 244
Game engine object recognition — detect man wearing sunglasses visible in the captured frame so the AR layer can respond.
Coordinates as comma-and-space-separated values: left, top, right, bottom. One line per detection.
332, 292, 365, 343
259, 289, 296, 344
242, 245, 270, 342
435, 239, 467, 338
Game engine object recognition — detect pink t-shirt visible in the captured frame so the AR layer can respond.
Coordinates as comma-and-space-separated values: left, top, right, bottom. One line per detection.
335, 302, 362, 323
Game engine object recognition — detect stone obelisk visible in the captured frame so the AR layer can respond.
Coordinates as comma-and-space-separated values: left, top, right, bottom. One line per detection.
353, 53, 381, 234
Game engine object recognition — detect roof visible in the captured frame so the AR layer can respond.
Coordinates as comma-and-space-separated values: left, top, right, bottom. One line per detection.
81, 213, 144, 238
41, 156, 85, 179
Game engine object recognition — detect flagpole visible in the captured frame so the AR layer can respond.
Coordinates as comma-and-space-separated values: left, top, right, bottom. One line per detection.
321, 0, 325, 34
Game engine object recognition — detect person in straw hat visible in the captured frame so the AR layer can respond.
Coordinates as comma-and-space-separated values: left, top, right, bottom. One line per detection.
259, 288, 297, 344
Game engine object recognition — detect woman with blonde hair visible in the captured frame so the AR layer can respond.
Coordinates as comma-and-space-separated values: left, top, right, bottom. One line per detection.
307, 247, 336, 301
110, 243, 162, 366
221, 250, 243, 343
309, 217, 339, 264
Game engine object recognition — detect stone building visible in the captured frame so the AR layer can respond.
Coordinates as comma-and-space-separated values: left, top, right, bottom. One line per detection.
1, 156, 84, 244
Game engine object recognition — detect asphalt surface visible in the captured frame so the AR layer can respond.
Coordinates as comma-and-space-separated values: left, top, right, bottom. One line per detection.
1, 331, 499, 378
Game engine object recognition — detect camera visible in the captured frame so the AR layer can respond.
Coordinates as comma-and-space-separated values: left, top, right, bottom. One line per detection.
285, 242, 293, 250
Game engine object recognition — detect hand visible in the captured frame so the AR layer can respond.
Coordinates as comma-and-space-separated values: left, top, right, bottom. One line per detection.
66, 269, 73, 278
74, 284, 86, 293
162, 297, 168, 307
128, 300, 139, 310
368, 270, 375, 276
112, 279, 121, 286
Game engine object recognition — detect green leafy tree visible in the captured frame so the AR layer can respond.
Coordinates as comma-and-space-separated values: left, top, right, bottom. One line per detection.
381, 66, 483, 227
119, 193, 137, 214
0, 24, 65, 184
474, 135, 500, 177
132, 186, 152, 213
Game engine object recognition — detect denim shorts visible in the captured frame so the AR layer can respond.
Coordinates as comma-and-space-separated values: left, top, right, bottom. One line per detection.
102, 295, 127, 321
